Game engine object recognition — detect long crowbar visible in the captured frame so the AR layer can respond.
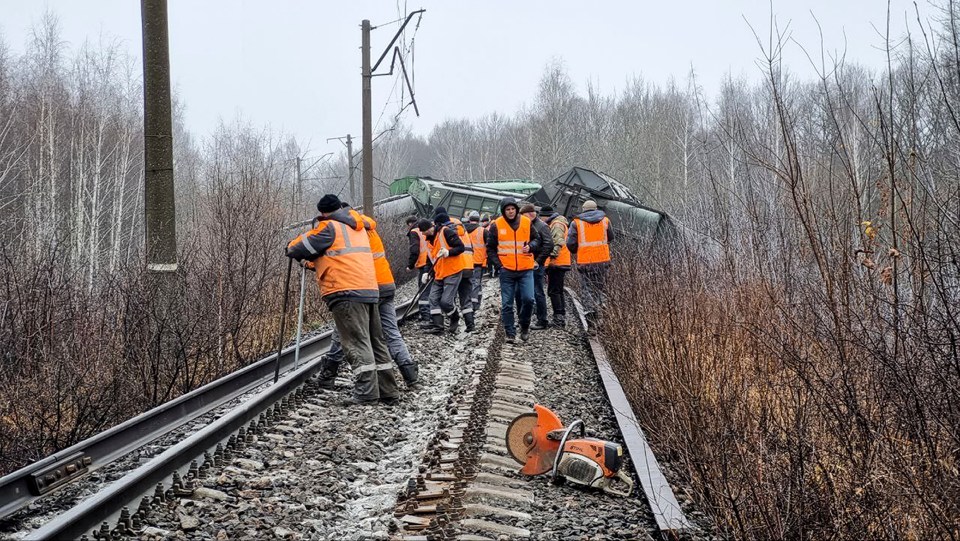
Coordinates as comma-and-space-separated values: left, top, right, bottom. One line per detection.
400, 274, 434, 324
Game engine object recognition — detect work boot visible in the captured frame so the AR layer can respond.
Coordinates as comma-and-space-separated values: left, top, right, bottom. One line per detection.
553, 315, 566, 328
398, 363, 419, 387
531, 320, 549, 330
379, 396, 400, 407
427, 314, 445, 335
448, 311, 460, 334
464, 312, 476, 333
505, 334, 516, 344
520, 326, 530, 342
317, 356, 339, 390
340, 396, 377, 407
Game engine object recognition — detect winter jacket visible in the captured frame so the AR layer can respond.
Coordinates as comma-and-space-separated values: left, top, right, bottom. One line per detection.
485, 198, 540, 270
530, 217, 554, 267
286, 208, 379, 307
545, 214, 569, 258
407, 227, 423, 269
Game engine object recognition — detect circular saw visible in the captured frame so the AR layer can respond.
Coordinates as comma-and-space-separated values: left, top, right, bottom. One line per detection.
504, 404, 634, 497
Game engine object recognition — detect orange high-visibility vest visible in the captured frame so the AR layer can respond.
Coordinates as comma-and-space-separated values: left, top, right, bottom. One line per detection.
470, 227, 487, 267
450, 218, 473, 271
355, 212, 394, 290
494, 216, 535, 271
288, 219, 377, 298
413, 229, 428, 268
546, 221, 571, 268
572, 217, 611, 265
430, 225, 466, 280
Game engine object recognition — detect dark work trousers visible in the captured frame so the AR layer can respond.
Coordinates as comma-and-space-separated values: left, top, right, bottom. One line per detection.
516, 264, 547, 324
417, 266, 431, 321
329, 301, 399, 402
329, 294, 414, 368
429, 272, 462, 317
470, 266, 484, 311
499, 269, 533, 337
578, 263, 609, 315
457, 269, 474, 319
546, 266, 568, 320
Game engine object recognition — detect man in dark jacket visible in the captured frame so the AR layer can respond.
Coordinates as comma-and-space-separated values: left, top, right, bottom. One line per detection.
406, 215, 431, 322
286, 194, 399, 406
463, 211, 487, 312
486, 197, 540, 342
423, 212, 467, 334
519, 204, 553, 329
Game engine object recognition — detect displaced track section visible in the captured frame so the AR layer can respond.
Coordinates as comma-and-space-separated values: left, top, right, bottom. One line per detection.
392, 288, 698, 540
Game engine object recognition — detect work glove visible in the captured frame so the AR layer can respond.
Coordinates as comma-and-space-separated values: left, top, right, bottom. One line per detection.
421, 273, 430, 285
437, 248, 450, 258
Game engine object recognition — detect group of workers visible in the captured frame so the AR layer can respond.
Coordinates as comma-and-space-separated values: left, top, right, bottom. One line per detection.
285, 193, 613, 405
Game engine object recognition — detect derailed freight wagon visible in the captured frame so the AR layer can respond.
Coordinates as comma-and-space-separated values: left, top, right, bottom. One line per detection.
385, 168, 675, 249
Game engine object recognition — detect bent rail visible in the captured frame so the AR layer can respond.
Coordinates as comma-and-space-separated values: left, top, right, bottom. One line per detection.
566, 288, 693, 538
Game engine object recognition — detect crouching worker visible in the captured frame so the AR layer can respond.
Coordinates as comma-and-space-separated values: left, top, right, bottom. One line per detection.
286, 194, 400, 406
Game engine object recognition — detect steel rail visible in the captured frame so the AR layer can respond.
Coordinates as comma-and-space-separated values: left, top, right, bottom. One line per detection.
566, 288, 693, 539
0, 300, 409, 523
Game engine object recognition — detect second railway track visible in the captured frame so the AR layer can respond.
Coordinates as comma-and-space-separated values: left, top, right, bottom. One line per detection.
4, 279, 717, 540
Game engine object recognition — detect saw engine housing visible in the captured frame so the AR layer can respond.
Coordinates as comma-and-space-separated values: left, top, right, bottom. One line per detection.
505, 404, 634, 497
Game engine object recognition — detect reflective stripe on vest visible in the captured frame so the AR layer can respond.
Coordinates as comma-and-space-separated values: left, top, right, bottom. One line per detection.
574, 217, 611, 265
431, 225, 466, 280
414, 229, 428, 268
470, 226, 487, 267
494, 216, 534, 271
304, 220, 378, 298
355, 212, 394, 288
450, 218, 473, 270
546, 221, 571, 268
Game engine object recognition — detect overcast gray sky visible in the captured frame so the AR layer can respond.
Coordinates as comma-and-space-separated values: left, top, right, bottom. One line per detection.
0, 1, 935, 156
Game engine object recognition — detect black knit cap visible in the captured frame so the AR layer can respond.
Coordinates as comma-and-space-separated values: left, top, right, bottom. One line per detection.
432, 206, 447, 217
406, 215, 419, 225
317, 194, 342, 213
433, 212, 450, 226
417, 219, 433, 232
541, 205, 554, 214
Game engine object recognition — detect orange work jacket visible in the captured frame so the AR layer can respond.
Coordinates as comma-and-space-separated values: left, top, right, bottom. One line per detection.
288, 219, 377, 299
353, 211, 395, 291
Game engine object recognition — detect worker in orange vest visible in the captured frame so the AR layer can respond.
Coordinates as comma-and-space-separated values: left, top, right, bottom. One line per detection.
486, 197, 540, 343
286, 194, 399, 406
322, 204, 419, 388
464, 211, 488, 312
422, 210, 470, 334
541, 205, 571, 327
405, 215, 431, 323
519, 203, 554, 330
566, 199, 614, 322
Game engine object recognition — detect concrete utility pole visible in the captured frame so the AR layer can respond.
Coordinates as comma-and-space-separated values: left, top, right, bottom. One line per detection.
361, 20, 374, 215
141, 0, 177, 273
295, 156, 303, 208
359, 10, 424, 216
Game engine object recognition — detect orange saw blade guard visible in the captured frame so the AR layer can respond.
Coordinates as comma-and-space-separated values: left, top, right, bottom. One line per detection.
519, 404, 564, 476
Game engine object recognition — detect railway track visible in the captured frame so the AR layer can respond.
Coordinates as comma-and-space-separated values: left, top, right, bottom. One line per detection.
3, 280, 712, 540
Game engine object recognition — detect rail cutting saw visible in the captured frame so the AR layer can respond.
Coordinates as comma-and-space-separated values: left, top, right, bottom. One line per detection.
505, 404, 634, 497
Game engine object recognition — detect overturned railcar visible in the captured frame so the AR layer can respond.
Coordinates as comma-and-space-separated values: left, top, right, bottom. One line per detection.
383, 169, 675, 248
